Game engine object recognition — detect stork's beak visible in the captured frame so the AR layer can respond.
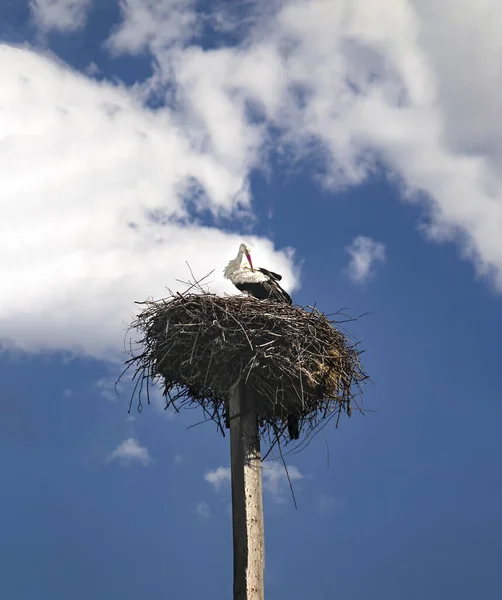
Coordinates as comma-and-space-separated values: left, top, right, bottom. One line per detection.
246, 252, 254, 271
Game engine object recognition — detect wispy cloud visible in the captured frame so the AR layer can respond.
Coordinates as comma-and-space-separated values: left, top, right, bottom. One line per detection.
107, 438, 151, 466
205, 466, 231, 491
345, 236, 386, 284
30, 0, 92, 32
262, 463, 304, 504
204, 463, 303, 504
107, 0, 197, 56
103, 0, 502, 291
85, 62, 101, 77
195, 501, 212, 520
95, 377, 119, 402
147, 385, 178, 419
174, 454, 185, 466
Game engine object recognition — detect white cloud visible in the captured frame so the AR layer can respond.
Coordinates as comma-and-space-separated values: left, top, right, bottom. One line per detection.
30, 0, 92, 32
345, 236, 386, 284
173, 454, 185, 465
95, 376, 119, 401
0, 45, 298, 358
204, 466, 231, 491
107, 437, 151, 466
262, 462, 303, 504
195, 501, 212, 519
204, 462, 303, 504
107, 0, 197, 55
85, 62, 101, 77
5, 0, 502, 359
107, 0, 502, 290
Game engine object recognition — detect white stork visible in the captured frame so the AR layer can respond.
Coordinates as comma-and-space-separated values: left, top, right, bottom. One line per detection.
224, 243, 299, 440
223, 243, 292, 304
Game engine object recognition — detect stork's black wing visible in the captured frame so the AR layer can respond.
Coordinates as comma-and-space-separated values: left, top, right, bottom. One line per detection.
233, 267, 292, 303
260, 268, 291, 303
258, 267, 282, 281
263, 279, 292, 304
235, 279, 292, 303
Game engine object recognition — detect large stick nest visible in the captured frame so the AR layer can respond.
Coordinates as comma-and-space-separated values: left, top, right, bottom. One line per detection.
124, 288, 367, 447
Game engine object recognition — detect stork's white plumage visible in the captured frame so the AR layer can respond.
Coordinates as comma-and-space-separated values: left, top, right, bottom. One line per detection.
224, 243, 292, 304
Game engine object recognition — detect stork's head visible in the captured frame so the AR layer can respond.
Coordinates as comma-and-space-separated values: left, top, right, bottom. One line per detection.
239, 243, 253, 271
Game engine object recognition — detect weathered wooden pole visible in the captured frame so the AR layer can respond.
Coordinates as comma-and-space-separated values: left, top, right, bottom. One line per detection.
229, 381, 265, 600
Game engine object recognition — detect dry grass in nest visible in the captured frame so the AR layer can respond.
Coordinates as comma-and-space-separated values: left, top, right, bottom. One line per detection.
122, 283, 368, 449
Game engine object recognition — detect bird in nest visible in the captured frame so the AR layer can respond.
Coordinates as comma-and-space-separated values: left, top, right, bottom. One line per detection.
223, 243, 292, 304
224, 243, 298, 440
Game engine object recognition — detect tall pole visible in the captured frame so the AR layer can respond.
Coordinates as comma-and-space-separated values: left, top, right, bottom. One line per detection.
229, 381, 265, 600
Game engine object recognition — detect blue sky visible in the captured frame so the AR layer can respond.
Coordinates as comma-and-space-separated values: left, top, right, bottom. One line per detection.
1, 1, 502, 599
